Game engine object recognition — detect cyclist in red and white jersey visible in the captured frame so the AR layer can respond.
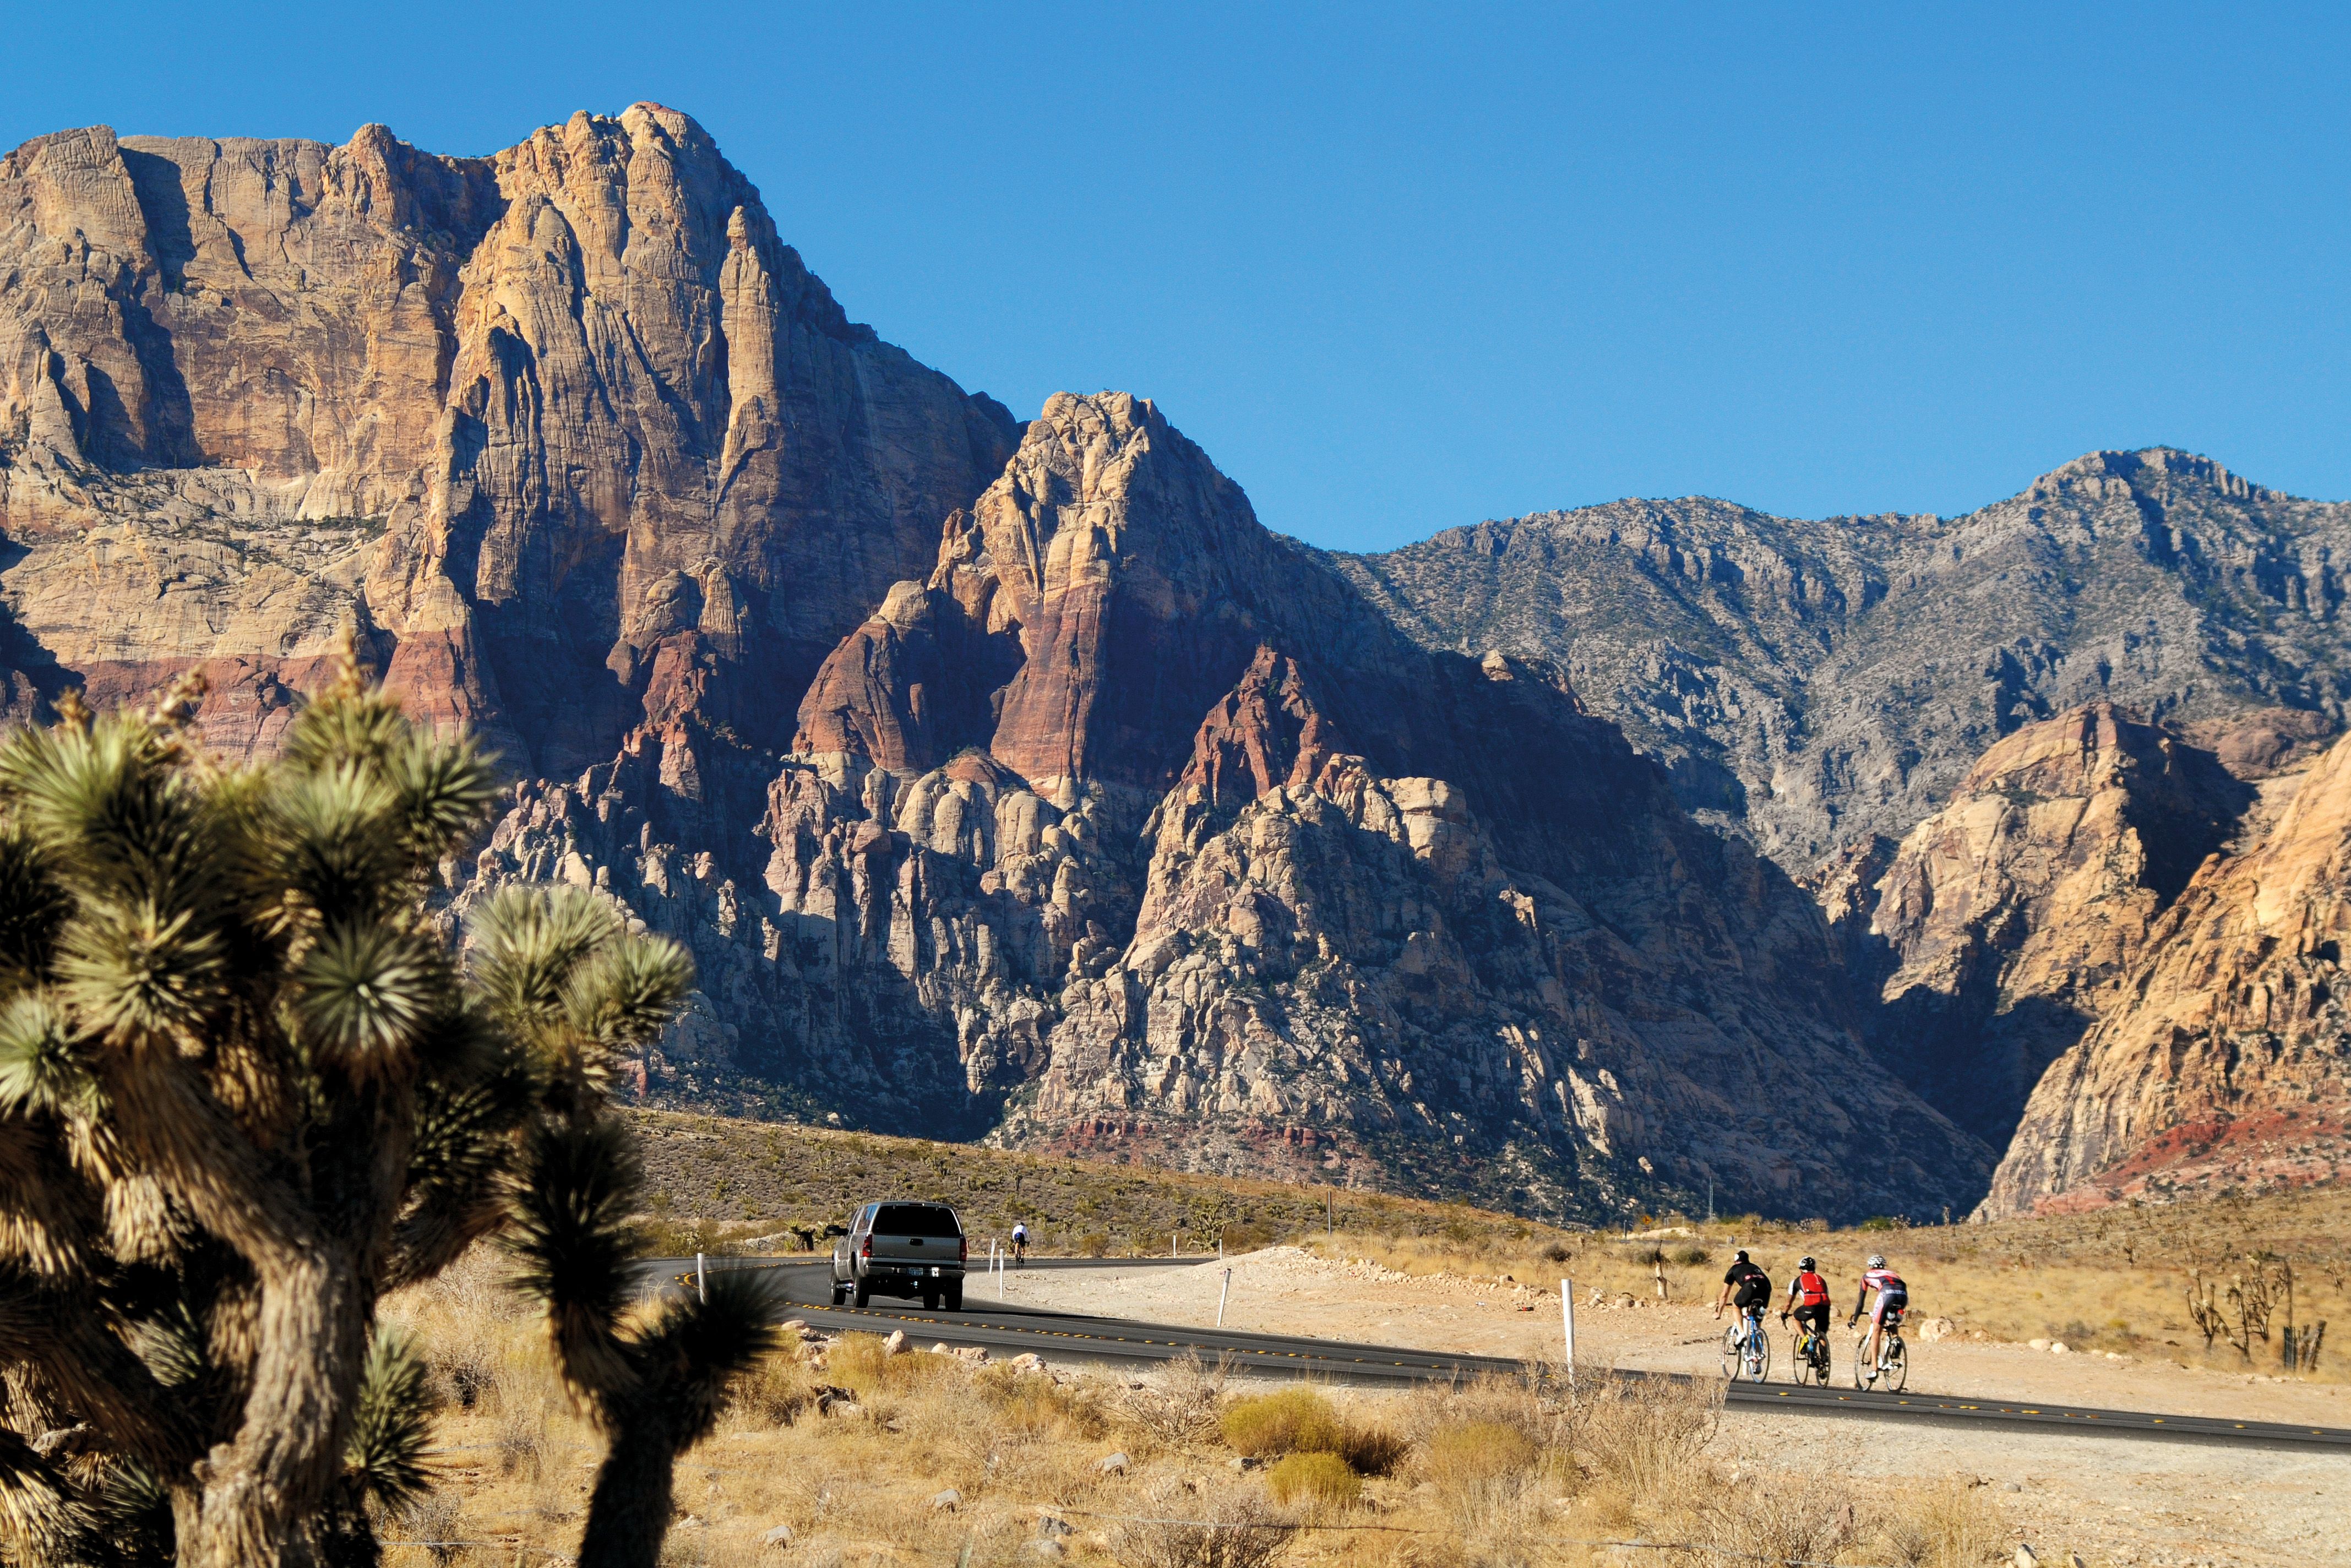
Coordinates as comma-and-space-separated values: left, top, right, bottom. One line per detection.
1848, 1254, 1908, 1378
1778, 1254, 1832, 1345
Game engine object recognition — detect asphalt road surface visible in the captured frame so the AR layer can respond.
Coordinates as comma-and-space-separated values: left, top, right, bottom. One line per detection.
642, 1255, 2351, 1452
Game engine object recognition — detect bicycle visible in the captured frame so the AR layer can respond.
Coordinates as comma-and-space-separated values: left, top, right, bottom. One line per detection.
1720, 1306, 1771, 1382
1786, 1316, 1831, 1385
1852, 1308, 1908, 1391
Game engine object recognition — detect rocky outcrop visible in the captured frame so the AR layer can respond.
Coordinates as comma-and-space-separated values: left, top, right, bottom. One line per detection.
455, 391, 1991, 1220
1982, 727, 2351, 1217
0, 107, 1015, 775
1340, 450, 2351, 870
1840, 705, 2250, 1146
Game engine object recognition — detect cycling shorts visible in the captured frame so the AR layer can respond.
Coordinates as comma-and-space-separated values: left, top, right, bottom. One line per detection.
1789, 1304, 1830, 1335
1734, 1283, 1770, 1311
1870, 1288, 1908, 1325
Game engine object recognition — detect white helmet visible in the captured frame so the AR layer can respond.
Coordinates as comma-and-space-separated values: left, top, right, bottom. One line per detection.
1867, 1254, 1886, 1270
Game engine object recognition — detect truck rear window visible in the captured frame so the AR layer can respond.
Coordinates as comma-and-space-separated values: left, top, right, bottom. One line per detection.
873, 1204, 960, 1237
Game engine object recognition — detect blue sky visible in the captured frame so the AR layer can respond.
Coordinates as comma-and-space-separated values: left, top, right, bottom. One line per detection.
7, 3, 2347, 551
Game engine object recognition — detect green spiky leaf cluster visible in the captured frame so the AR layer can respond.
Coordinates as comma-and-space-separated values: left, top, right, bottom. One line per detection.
0, 661, 702, 1568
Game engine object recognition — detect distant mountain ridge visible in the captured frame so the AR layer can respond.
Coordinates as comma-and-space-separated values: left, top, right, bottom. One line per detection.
1335, 448, 2350, 871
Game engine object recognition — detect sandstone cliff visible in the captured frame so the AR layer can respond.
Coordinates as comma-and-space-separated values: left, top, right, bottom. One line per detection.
1837, 705, 2250, 1146
0, 107, 1015, 772
1981, 725, 2351, 1217
459, 391, 1991, 1220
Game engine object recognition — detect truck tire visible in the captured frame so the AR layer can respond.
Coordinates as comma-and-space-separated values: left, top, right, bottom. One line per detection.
922, 1284, 940, 1311
852, 1276, 872, 1309
943, 1281, 964, 1312
830, 1280, 846, 1307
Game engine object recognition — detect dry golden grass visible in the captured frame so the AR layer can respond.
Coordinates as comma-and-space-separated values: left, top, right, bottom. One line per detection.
622, 1106, 1583, 1261
380, 1243, 2022, 1567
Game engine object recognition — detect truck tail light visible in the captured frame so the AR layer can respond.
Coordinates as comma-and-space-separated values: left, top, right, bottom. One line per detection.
959, 1236, 968, 1262
860, 1235, 872, 1259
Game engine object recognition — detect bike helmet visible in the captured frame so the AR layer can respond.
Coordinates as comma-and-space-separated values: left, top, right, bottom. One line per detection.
1867, 1254, 1886, 1270
1799, 1256, 1815, 1271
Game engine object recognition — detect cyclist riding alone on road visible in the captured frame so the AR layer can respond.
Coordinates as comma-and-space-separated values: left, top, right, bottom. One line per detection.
1714, 1248, 1771, 1323
1011, 1221, 1029, 1266
1780, 1253, 1831, 1338
1849, 1253, 1908, 1375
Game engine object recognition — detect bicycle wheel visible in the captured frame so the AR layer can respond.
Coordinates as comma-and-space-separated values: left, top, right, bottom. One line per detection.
1852, 1336, 1872, 1389
1721, 1325, 1743, 1380
1747, 1324, 1771, 1383
1794, 1335, 1818, 1386
1883, 1336, 1908, 1392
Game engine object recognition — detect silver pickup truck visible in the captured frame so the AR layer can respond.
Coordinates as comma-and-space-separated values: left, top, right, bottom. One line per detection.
830, 1200, 967, 1310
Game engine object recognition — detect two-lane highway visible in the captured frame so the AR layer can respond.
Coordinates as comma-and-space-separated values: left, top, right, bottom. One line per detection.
643, 1256, 2351, 1452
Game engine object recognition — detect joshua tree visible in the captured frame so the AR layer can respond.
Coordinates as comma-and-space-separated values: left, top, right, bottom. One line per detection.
0, 659, 704, 1567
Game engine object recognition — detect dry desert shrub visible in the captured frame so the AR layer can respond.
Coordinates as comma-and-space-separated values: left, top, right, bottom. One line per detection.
1265, 1450, 1362, 1511
826, 1331, 963, 1397
1875, 1479, 2009, 1568
1569, 1371, 1720, 1498
1219, 1387, 1406, 1474
1123, 1349, 1232, 1444
1112, 1477, 1293, 1568
1401, 1371, 1550, 1449
1421, 1420, 1539, 1498
730, 1349, 820, 1427
1692, 1469, 1856, 1566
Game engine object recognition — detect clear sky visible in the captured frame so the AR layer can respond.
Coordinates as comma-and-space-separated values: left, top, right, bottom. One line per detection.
7, 2, 2346, 551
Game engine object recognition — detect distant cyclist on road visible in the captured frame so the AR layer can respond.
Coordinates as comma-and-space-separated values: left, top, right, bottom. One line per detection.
1713, 1249, 1771, 1322
1849, 1254, 1908, 1376
1011, 1221, 1029, 1268
1779, 1254, 1831, 1347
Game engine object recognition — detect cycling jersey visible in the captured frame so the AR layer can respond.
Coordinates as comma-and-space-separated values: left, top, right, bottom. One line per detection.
1723, 1262, 1770, 1310
1858, 1266, 1908, 1324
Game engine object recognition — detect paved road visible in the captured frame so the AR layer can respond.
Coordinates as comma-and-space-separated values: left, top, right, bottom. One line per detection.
644, 1255, 2351, 1452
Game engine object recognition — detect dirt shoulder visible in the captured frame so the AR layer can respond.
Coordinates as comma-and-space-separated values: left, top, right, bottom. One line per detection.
1000, 1249, 2347, 1426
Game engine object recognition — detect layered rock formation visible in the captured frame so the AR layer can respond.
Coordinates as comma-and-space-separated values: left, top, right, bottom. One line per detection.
1836, 705, 2251, 1146
0, 107, 1016, 771
1340, 450, 2351, 870
1982, 726, 2351, 1216
459, 391, 1991, 1220
4, 105, 2342, 1221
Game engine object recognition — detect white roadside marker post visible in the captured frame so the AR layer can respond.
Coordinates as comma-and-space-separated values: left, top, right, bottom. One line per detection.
696, 1252, 708, 1305
1560, 1277, 1576, 1404
1217, 1267, 1233, 1328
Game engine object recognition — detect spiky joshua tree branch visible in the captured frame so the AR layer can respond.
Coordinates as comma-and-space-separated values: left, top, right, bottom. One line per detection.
0, 652, 701, 1568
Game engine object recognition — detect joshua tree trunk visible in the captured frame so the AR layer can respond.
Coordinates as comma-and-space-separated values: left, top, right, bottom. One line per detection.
577, 1407, 688, 1568
186, 1244, 371, 1568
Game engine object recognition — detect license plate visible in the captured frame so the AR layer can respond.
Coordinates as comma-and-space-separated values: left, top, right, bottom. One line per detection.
929, 1266, 941, 1276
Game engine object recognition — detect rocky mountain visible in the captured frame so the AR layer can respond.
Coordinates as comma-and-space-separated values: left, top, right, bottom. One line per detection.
0, 108, 1996, 1223
3, 104, 2341, 1224
1336, 451, 2351, 871
0, 108, 1017, 767
460, 390, 1991, 1221
1980, 723, 2351, 1217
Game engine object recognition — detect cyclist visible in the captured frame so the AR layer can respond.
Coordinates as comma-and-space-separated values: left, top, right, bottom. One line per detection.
1713, 1248, 1772, 1325
1010, 1221, 1029, 1267
1778, 1254, 1832, 1368
1848, 1254, 1908, 1380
